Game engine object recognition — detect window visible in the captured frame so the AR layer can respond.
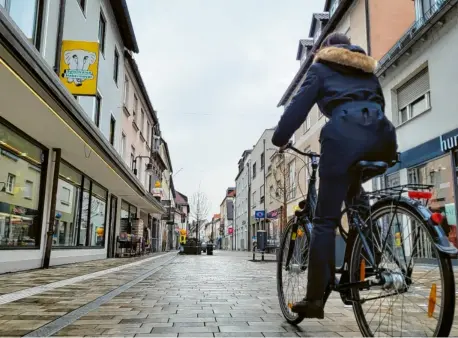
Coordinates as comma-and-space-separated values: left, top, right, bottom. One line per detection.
304, 146, 311, 183
98, 10, 106, 55
141, 109, 145, 134
6, 173, 15, 193
77, 0, 86, 12
252, 191, 257, 207
123, 76, 129, 106
120, 132, 126, 159
397, 68, 430, 125
269, 186, 274, 203
1, 0, 43, 48
288, 160, 296, 200
252, 162, 257, 179
55, 162, 107, 247
0, 121, 45, 248
386, 172, 401, 188
93, 93, 101, 127
303, 115, 311, 132
61, 186, 71, 205
24, 180, 33, 199
260, 184, 265, 204
260, 152, 265, 170
113, 48, 119, 84
146, 122, 151, 146
109, 115, 115, 145
131, 146, 135, 169
133, 94, 138, 121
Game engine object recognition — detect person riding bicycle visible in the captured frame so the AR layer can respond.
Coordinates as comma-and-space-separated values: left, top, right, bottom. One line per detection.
272, 32, 398, 319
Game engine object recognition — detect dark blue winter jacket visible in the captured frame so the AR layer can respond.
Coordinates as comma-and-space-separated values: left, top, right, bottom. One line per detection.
272, 44, 385, 147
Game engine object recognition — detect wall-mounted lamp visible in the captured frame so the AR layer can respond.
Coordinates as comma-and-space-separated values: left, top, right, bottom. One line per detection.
133, 156, 154, 176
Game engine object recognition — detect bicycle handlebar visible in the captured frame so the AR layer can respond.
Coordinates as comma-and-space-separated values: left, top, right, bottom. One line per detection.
279, 141, 320, 158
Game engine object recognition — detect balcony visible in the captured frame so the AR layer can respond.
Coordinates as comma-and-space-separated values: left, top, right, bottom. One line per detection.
139, 131, 146, 143
377, 0, 452, 75
123, 104, 130, 117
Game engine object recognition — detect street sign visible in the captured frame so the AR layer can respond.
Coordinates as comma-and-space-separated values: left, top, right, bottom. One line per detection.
254, 210, 265, 219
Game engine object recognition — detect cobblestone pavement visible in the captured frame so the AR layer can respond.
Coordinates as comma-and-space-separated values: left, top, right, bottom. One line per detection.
0, 250, 456, 337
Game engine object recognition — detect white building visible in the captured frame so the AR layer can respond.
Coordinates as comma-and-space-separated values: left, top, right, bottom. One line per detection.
374, 0, 458, 250
0, 0, 167, 273
234, 150, 251, 251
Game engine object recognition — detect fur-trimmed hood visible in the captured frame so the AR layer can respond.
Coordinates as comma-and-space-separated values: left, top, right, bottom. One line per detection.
313, 45, 377, 73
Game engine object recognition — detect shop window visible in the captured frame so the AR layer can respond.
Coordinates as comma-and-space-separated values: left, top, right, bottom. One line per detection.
0, 121, 46, 248
89, 182, 107, 246
1, 0, 43, 49
120, 200, 137, 234
54, 161, 107, 247
98, 10, 106, 55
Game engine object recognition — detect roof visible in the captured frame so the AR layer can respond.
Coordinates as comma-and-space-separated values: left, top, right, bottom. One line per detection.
112, 0, 139, 53
212, 213, 221, 220
228, 190, 236, 197
296, 39, 314, 60
175, 191, 188, 205
124, 51, 159, 124
169, 176, 176, 199
309, 12, 330, 38
277, 0, 353, 107
161, 138, 173, 172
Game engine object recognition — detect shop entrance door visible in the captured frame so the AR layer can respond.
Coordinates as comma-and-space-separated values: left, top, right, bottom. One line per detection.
107, 195, 118, 258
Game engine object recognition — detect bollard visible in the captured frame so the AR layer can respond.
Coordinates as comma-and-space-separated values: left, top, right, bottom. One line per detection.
262, 251, 264, 261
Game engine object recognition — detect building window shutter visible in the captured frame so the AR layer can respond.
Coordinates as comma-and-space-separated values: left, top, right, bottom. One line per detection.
397, 68, 430, 109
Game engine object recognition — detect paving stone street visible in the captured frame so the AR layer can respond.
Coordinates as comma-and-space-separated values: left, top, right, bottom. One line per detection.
0, 251, 457, 337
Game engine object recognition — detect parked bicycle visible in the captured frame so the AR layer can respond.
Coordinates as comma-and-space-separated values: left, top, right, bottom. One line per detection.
277, 143, 457, 337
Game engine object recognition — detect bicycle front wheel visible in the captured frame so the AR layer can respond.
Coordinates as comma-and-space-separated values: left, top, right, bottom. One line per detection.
349, 202, 455, 337
277, 218, 311, 325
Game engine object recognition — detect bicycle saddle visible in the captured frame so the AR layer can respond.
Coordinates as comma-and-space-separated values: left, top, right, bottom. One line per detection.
353, 160, 388, 182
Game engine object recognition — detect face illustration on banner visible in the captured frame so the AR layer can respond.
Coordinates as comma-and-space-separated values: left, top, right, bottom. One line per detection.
59, 41, 100, 96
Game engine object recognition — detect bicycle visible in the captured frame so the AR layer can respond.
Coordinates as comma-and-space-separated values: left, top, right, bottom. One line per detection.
277, 143, 457, 337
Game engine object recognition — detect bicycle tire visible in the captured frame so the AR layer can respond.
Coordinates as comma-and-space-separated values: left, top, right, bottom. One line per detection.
277, 218, 311, 325
349, 202, 455, 337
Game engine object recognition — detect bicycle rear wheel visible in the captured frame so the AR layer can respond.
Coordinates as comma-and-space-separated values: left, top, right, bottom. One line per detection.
349, 202, 455, 337
277, 218, 311, 325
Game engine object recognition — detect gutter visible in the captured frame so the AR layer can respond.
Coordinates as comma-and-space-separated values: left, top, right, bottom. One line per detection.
0, 10, 164, 213
277, 0, 354, 107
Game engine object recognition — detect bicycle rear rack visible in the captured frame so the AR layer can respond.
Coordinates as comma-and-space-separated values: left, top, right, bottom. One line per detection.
365, 183, 434, 205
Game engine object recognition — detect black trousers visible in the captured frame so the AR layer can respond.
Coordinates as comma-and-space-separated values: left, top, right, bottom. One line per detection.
305, 102, 397, 301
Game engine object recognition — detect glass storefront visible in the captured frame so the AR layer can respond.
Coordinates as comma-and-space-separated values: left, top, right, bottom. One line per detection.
120, 200, 137, 234
0, 120, 46, 247
54, 161, 107, 248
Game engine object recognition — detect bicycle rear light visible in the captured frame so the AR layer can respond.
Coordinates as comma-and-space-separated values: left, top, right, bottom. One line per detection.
407, 191, 432, 199
431, 212, 443, 225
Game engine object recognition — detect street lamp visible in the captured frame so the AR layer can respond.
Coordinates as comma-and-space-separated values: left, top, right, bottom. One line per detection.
132, 156, 154, 176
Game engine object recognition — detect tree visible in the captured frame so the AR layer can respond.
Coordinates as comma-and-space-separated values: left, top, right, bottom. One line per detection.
189, 191, 211, 244
267, 152, 305, 237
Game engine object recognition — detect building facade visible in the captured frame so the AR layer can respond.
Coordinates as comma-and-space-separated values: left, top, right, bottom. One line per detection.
234, 150, 251, 251
219, 188, 235, 250
249, 129, 275, 244
374, 0, 458, 249
0, 0, 175, 273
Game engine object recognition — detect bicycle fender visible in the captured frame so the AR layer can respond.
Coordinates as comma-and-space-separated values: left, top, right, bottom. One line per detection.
371, 197, 458, 258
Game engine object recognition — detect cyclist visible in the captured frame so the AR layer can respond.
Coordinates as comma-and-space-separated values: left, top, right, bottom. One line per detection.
272, 32, 397, 319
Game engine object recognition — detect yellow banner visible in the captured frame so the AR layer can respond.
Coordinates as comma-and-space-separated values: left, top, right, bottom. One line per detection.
59, 40, 100, 96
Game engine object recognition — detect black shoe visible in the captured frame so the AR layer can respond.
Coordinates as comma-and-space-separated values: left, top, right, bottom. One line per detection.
291, 299, 324, 319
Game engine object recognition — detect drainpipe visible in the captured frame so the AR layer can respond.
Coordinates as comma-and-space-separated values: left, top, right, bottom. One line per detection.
54, 0, 67, 74
43, 149, 62, 269
365, 0, 372, 56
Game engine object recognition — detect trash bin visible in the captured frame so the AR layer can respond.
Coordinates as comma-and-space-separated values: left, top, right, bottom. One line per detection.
207, 243, 213, 255
257, 230, 267, 252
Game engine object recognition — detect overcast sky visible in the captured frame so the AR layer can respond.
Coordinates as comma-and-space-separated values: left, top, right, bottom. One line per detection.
127, 0, 324, 217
